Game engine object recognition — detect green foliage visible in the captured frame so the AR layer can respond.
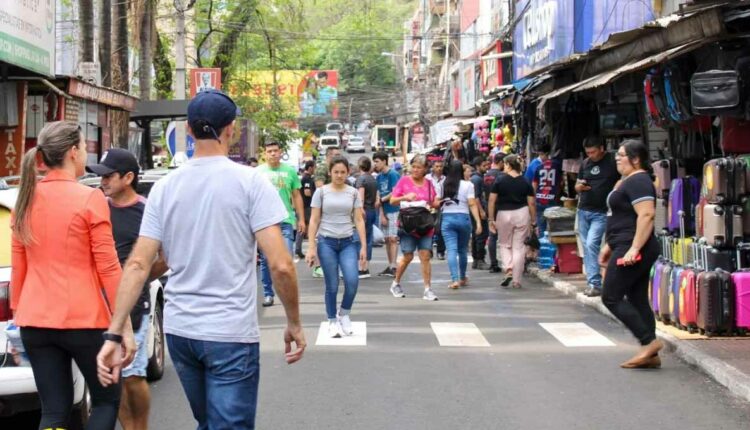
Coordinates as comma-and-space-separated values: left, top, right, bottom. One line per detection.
231, 81, 304, 151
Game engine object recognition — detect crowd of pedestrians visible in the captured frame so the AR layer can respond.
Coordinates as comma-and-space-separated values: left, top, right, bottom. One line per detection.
6, 89, 665, 430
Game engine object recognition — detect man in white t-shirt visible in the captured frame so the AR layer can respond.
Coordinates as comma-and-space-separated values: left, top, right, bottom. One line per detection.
96, 90, 306, 429
426, 159, 446, 259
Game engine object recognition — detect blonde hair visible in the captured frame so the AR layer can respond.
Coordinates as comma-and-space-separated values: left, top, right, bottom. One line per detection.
14, 121, 82, 244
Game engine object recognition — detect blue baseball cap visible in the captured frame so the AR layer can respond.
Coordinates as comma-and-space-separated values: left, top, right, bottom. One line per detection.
187, 89, 241, 138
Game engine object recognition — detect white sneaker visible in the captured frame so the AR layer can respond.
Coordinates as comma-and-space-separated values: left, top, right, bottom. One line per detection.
328, 320, 343, 338
423, 288, 438, 301
390, 282, 406, 298
338, 314, 353, 335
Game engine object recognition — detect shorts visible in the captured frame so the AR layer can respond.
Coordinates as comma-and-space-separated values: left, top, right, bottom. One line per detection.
122, 314, 150, 378
384, 212, 399, 238
399, 231, 433, 254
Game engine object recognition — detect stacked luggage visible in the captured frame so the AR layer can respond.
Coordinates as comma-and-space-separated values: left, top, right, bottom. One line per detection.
649, 156, 750, 336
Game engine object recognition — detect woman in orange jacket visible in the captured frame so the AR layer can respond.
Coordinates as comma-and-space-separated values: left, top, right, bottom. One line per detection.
11, 121, 134, 429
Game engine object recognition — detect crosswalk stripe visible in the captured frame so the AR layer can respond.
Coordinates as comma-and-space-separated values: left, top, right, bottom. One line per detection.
539, 322, 616, 347
315, 321, 367, 346
430, 322, 491, 347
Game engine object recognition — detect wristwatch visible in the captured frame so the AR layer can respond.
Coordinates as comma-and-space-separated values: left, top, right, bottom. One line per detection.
102, 332, 123, 344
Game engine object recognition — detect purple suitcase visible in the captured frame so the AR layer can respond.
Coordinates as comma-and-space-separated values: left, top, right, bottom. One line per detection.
668, 177, 701, 236
733, 244, 750, 334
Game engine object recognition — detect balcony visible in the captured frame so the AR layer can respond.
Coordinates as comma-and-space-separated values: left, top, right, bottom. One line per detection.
430, 0, 446, 15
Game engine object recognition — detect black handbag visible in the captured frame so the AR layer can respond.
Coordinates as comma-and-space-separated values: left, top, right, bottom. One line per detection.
524, 230, 541, 250
691, 70, 744, 116
398, 207, 434, 236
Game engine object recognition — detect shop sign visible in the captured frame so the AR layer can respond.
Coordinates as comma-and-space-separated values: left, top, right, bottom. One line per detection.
0, 82, 27, 177
190, 68, 222, 98
0, 1, 56, 76
76, 62, 102, 86
513, 0, 574, 80
574, 0, 654, 53
68, 79, 138, 112
461, 66, 475, 110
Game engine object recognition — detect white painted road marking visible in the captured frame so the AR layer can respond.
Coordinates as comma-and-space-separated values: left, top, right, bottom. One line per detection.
539, 323, 616, 347
430, 322, 491, 347
315, 321, 367, 346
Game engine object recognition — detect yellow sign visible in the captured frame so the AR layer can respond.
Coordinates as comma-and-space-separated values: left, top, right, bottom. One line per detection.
236, 70, 339, 118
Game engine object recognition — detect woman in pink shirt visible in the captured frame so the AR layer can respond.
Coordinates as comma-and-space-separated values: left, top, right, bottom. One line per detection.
387, 156, 440, 301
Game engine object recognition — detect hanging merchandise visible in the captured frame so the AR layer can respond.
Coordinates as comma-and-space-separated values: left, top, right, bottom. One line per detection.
663, 60, 695, 123
644, 68, 670, 127
473, 120, 491, 155
720, 117, 750, 153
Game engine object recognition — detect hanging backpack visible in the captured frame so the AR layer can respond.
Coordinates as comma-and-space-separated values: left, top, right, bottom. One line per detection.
664, 62, 693, 123
645, 69, 665, 126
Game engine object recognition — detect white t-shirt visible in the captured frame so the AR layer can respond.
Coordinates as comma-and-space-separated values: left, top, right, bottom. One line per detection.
441, 180, 475, 214
140, 156, 288, 344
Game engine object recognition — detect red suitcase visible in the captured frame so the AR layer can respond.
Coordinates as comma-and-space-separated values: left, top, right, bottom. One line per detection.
679, 242, 701, 332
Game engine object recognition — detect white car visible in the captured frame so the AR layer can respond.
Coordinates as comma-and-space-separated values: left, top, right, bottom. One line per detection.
0, 174, 167, 424
318, 135, 341, 152
346, 136, 366, 153
325, 122, 344, 133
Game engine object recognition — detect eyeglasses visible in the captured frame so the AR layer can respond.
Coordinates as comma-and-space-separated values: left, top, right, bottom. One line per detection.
615, 152, 627, 158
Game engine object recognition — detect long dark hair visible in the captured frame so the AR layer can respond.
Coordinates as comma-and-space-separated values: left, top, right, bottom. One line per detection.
442, 160, 463, 200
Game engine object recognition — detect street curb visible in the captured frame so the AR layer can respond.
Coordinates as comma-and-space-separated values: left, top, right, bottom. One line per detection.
529, 267, 750, 403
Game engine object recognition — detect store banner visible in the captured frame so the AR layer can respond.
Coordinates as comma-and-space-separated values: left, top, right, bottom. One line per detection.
238, 70, 339, 119
190, 68, 222, 98
574, 0, 655, 53
0, 2, 56, 76
430, 119, 459, 147
513, 0, 575, 80
0, 82, 27, 177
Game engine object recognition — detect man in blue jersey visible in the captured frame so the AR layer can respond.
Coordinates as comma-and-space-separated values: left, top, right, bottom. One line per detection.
525, 144, 562, 235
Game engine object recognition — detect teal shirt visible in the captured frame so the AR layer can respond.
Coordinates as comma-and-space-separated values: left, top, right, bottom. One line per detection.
377, 169, 401, 214
257, 163, 301, 225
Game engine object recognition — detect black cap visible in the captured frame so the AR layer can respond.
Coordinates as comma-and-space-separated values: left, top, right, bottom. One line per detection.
86, 149, 140, 176
187, 89, 240, 138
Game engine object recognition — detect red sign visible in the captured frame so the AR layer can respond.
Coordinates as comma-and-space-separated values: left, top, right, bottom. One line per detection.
190, 68, 222, 98
67, 79, 138, 111
0, 82, 27, 177
480, 40, 512, 94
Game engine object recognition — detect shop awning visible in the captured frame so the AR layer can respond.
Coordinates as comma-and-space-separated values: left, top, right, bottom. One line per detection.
536, 38, 715, 110
458, 115, 493, 126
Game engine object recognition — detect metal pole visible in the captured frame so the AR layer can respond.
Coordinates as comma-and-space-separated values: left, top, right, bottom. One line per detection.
174, 0, 187, 153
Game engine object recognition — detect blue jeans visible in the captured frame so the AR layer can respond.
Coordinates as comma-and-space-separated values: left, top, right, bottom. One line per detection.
578, 209, 607, 289
441, 213, 472, 282
317, 236, 360, 319
364, 208, 377, 261
167, 334, 260, 430
536, 203, 551, 235
260, 222, 294, 298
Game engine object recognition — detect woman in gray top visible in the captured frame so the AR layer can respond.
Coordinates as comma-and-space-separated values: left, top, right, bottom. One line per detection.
306, 156, 367, 338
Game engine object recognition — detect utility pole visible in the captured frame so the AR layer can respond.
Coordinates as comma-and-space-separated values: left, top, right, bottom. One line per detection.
174, 0, 187, 153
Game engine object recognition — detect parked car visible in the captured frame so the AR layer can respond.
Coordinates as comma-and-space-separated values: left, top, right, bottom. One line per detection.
318, 135, 341, 152
346, 136, 366, 153
0, 171, 168, 425
325, 122, 344, 133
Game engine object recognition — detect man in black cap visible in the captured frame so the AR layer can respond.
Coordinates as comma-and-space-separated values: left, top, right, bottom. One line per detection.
87, 149, 168, 430
97, 90, 306, 429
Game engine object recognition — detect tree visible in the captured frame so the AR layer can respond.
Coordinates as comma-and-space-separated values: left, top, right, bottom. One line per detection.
134, 0, 155, 100
153, 29, 173, 99
112, 0, 129, 92
98, 0, 112, 86
78, 0, 95, 62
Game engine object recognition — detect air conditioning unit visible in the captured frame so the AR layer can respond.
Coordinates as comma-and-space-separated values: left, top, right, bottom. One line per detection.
0, 82, 19, 127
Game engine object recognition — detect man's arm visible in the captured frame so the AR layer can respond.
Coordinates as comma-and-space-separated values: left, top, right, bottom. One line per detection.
256, 225, 306, 364
148, 249, 169, 282
292, 189, 306, 234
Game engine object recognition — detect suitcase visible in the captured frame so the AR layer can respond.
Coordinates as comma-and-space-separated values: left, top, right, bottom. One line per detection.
732, 243, 750, 335
651, 233, 670, 317
721, 117, 750, 154
695, 197, 707, 237
737, 153, 750, 194
704, 243, 736, 272
703, 158, 746, 204
697, 267, 735, 336
702, 204, 743, 248
668, 177, 701, 235
671, 211, 693, 328
652, 160, 685, 199
659, 237, 675, 323
655, 198, 669, 234
679, 242, 700, 332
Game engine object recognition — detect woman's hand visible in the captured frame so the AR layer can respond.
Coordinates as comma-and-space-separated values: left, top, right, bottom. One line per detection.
475, 222, 483, 236
598, 245, 612, 267
9, 345, 21, 366
404, 192, 417, 202
305, 247, 317, 267
381, 213, 388, 226
359, 249, 367, 266
489, 221, 497, 234
622, 247, 641, 266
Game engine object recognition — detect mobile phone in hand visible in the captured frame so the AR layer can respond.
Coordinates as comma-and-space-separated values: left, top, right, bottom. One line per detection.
616, 254, 642, 266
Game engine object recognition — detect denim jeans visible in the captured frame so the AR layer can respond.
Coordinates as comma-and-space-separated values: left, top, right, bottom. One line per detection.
578, 209, 608, 289
441, 213, 472, 282
536, 202, 551, 235
260, 222, 294, 298
317, 236, 360, 319
363, 208, 378, 261
167, 334, 260, 430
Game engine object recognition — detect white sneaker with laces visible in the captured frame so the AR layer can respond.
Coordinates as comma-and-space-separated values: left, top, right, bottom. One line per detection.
338, 314, 353, 335
390, 282, 406, 298
423, 288, 438, 301
328, 320, 343, 338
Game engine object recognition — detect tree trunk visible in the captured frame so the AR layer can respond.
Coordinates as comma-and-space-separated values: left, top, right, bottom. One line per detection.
112, 0, 130, 148
98, 0, 112, 87
138, 0, 153, 100
153, 29, 173, 100
78, 0, 95, 62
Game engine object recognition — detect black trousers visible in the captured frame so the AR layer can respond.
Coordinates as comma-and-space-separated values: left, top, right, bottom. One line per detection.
471, 217, 489, 261
21, 327, 121, 429
602, 237, 660, 346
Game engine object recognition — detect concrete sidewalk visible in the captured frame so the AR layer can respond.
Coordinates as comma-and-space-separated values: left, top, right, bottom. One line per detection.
530, 268, 750, 403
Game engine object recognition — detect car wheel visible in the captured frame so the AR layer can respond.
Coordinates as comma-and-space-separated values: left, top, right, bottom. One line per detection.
146, 300, 165, 381
69, 385, 90, 430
